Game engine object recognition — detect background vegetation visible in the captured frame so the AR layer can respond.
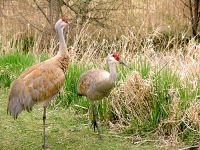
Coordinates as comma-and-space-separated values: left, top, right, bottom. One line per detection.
0, 0, 200, 149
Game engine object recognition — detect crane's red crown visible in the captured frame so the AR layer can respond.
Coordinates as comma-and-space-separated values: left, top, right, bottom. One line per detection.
112, 53, 119, 61
61, 16, 68, 23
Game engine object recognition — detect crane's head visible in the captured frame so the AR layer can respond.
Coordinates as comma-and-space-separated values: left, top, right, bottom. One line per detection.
55, 16, 68, 30
107, 53, 129, 68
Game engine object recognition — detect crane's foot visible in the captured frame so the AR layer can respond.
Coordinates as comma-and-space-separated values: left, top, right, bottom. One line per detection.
91, 119, 102, 140
92, 119, 98, 132
42, 143, 49, 149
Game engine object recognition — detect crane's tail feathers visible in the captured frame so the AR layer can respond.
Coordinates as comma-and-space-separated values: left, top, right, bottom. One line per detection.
7, 97, 23, 119
7, 79, 34, 119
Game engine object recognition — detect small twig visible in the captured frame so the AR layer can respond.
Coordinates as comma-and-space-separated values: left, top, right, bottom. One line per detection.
178, 145, 199, 150
181, 114, 200, 133
73, 104, 88, 110
9, 1, 51, 36
180, 0, 190, 8
61, 0, 79, 15
134, 139, 159, 146
33, 0, 50, 24
92, 132, 133, 140
153, 60, 170, 80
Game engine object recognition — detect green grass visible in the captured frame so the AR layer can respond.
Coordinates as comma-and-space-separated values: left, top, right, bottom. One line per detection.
0, 53, 162, 149
0, 52, 35, 87
0, 88, 166, 150
0, 52, 199, 147
151, 67, 179, 126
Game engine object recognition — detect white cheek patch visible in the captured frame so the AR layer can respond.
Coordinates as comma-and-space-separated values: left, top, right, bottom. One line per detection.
61, 22, 67, 27
110, 57, 115, 62
111, 57, 118, 63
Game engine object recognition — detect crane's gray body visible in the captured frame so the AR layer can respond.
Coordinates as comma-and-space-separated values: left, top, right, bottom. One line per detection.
78, 68, 115, 101
77, 54, 119, 102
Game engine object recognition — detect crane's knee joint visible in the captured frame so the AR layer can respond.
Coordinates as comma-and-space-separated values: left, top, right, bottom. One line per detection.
43, 116, 46, 120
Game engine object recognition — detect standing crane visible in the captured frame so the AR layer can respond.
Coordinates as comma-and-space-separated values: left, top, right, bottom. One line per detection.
7, 17, 69, 148
77, 53, 128, 137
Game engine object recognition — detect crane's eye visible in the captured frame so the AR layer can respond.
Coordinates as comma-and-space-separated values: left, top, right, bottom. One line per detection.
112, 53, 119, 61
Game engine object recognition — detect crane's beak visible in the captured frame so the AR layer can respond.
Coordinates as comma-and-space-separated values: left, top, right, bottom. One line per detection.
119, 60, 131, 69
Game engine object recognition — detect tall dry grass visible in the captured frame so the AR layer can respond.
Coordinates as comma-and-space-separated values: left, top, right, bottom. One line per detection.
0, 0, 200, 147
0, 0, 191, 46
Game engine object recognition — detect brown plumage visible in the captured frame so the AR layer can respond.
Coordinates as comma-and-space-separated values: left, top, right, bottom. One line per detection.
7, 55, 69, 118
77, 53, 128, 137
7, 17, 69, 148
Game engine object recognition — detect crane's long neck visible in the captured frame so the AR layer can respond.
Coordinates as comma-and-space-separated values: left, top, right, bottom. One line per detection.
56, 27, 68, 57
108, 62, 117, 83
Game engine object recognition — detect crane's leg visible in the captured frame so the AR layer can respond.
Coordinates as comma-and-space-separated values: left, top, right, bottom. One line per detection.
92, 103, 101, 139
42, 106, 48, 148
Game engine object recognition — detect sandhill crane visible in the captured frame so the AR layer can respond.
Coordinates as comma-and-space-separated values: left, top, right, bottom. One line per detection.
77, 53, 128, 137
7, 17, 69, 148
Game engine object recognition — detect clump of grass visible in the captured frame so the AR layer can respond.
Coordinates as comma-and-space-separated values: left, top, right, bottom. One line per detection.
109, 63, 199, 145
109, 46, 200, 145
13, 36, 34, 53
110, 70, 153, 132
0, 52, 35, 87
0, 66, 13, 87
151, 67, 180, 126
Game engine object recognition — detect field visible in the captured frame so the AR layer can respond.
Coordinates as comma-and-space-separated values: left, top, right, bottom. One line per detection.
0, 0, 200, 149
0, 89, 165, 150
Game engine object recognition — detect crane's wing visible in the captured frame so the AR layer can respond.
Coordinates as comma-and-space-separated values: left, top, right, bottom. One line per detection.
22, 64, 65, 102
77, 69, 113, 99
7, 60, 65, 119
